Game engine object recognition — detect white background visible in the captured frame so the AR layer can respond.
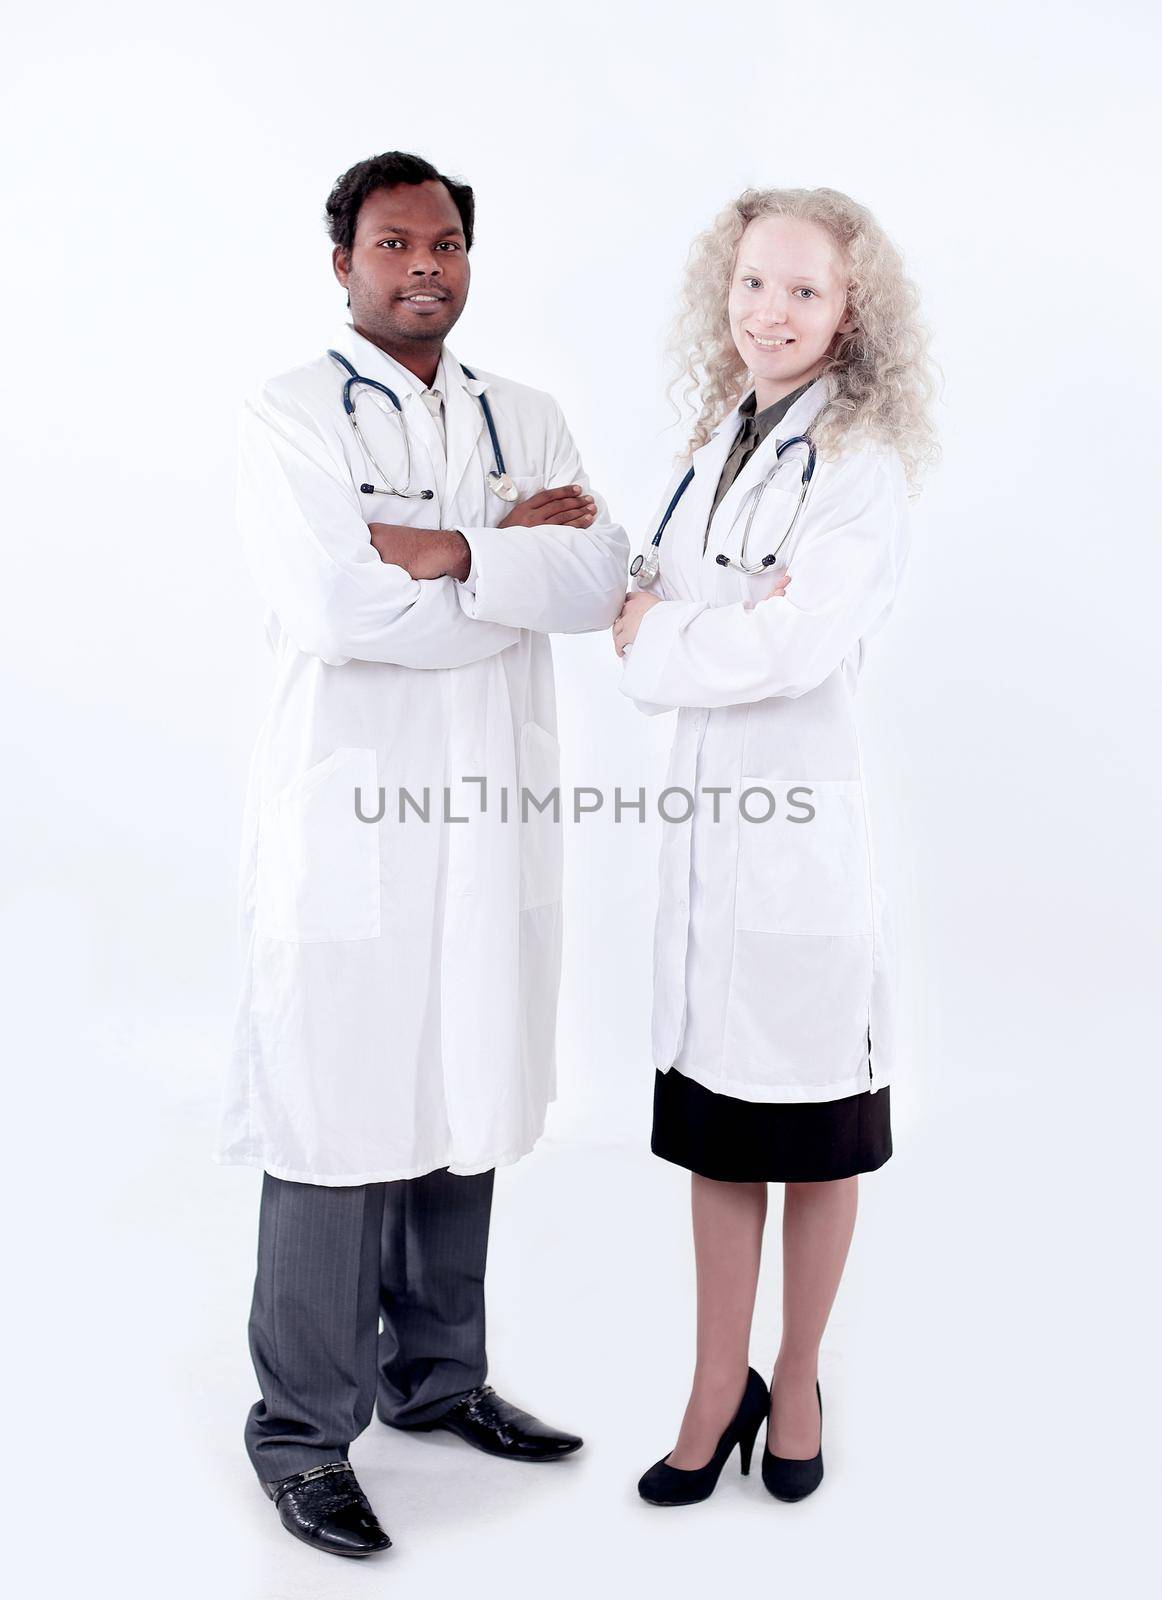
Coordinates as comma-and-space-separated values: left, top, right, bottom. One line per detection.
2, 1, 1159, 1595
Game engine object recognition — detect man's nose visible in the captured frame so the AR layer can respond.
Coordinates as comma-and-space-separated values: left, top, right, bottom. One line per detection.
408, 254, 442, 276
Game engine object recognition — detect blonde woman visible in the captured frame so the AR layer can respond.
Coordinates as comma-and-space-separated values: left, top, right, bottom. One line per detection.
613, 188, 939, 1506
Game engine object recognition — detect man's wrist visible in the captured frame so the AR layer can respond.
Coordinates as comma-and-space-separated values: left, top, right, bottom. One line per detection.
444, 529, 471, 583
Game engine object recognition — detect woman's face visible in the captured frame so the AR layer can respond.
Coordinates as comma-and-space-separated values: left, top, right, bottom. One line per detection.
727, 215, 854, 404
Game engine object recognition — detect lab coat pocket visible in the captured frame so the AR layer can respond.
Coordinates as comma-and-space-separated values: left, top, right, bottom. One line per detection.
510, 473, 545, 496
518, 721, 563, 910
256, 747, 382, 942
734, 779, 872, 937
489, 474, 544, 527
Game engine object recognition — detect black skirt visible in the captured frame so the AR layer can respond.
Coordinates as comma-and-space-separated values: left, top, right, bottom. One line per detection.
652, 1068, 892, 1183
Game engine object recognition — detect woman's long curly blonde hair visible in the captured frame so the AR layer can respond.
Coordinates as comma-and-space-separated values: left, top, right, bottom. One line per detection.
669, 187, 940, 493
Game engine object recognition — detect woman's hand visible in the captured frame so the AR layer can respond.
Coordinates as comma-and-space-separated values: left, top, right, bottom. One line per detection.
758, 569, 793, 602
613, 569, 791, 657
612, 590, 662, 658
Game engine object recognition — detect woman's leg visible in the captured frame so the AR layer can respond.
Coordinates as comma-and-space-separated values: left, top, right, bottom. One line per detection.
667, 1174, 768, 1468
768, 1175, 859, 1456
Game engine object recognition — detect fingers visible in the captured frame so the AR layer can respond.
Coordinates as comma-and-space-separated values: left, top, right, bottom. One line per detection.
521, 486, 596, 520
542, 508, 597, 528
759, 573, 793, 601
525, 484, 587, 508
544, 497, 596, 520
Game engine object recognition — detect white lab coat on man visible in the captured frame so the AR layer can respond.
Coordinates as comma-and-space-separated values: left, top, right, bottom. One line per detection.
214, 323, 629, 1184
620, 375, 910, 1103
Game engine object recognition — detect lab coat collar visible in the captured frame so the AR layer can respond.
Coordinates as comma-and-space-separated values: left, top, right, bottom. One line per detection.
709, 372, 835, 444
330, 321, 489, 401
666, 375, 834, 600
708, 374, 836, 511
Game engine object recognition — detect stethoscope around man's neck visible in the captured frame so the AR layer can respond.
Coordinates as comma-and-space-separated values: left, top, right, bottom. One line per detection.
326, 347, 518, 502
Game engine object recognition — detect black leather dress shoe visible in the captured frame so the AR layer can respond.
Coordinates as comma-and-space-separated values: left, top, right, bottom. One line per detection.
262, 1460, 392, 1558
396, 1385, 583, 1461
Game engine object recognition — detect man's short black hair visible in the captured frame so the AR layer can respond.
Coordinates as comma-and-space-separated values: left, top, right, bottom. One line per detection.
324, 152, 475, 255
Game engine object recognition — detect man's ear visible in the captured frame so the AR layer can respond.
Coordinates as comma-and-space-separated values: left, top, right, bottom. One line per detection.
332, 247, 352, 309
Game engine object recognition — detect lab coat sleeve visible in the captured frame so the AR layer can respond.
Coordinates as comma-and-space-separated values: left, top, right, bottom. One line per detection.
238, 388, 521, 668
618, 451, 908, 709
454, 400, 630, 634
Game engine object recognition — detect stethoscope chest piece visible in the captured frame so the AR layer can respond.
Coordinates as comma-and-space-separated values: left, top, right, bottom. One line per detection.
488, 470, 520, 503
630, 549, 660, 585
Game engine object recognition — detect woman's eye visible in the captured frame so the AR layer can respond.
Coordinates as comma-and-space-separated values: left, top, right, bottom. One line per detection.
794, 287, 817, 298
743, 277, 761, 289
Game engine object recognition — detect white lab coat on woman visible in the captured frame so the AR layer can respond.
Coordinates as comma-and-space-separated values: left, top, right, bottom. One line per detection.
214, 323, 629, 1184
620, 375, 910, 1103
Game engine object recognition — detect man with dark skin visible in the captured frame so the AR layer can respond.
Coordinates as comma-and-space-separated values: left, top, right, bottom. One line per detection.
335, 178, 599, 579
221, 152, 628, 1561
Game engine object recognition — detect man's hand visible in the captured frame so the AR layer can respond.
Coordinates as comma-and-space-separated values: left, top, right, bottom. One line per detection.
499, 485, 596, 530
369, 523, 471, 582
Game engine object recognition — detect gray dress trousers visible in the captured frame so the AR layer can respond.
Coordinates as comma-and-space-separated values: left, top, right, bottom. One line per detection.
244, 1166, 495, 1483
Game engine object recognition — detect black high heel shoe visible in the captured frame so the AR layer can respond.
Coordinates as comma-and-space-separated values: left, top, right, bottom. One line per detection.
762, 1379, 824, 1502
638, 1367, 770, 1506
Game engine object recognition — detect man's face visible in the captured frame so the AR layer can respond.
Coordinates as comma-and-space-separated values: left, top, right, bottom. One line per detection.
333, 180, 470, 351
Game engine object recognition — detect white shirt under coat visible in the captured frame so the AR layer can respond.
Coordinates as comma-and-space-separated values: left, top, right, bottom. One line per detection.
620, 375, 911, 1103
214, 323, 629, 1184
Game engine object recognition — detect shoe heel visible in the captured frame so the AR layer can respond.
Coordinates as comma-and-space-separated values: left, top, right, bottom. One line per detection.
738, 1411, 763, 1476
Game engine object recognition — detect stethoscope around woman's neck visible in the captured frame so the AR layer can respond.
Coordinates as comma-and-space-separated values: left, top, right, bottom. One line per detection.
630, 426, 819, 587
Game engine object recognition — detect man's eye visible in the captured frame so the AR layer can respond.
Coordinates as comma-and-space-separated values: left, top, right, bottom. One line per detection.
435, 242, 461, 251
378, 239, 405, 248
